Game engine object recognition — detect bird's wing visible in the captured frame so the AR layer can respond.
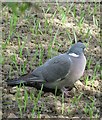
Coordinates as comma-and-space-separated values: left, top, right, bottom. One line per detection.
7, 53, 71, 86
41, 53, 71, 82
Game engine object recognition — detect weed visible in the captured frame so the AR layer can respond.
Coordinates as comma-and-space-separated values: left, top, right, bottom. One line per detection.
83, 99, 95, 119
61, 92, 65, 114
23, 87, 28, 112
38, 44, 44, 66
72, 92, 83, 105
16, 86, 23, 118
10, 53, 18, 71
91, 63, 100, 87
87, 56, 92, 69
31, 84, 43, 118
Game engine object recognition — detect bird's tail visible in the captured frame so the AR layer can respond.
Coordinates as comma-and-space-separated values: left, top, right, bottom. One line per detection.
7, 73, 44, 86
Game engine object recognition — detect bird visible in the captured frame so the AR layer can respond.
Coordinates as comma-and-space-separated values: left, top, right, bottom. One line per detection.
7, 42, 86, 95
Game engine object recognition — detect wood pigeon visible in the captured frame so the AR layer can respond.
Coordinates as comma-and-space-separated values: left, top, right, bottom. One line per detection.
7, 42, 86, 94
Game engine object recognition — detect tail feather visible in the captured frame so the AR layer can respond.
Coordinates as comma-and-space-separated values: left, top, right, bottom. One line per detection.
7, 73, 44, 86
7, 79, 25, 86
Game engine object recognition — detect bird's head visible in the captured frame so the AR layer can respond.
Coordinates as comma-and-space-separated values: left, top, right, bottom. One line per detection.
67, 42, 86, 56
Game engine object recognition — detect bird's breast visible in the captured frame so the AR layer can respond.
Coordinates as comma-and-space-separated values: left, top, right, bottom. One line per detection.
68, 53, 86, 83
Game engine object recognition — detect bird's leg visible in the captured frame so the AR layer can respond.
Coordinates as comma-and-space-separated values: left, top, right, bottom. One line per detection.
61, 87, 71, 97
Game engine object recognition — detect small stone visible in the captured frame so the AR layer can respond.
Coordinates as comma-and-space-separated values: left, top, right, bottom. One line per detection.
93, 80, 99, 88
10, 87, 17, 94
41, 114, 50, 118
4, 94, 14, 99
8, 113, 18, 118
3, 65, 11, 72
0, 110, 2, 120
55, 100, 62, 113
71, 87, 76, 94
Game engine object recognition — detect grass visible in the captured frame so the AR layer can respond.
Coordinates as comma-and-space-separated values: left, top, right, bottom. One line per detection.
6, 14, 18, 44
2, 2, 101, 118
71, 92, 83, 105
83, 98, 96, 119
15, 84, 44, 118
61, 92, 65, 114
31, 84, 43, 118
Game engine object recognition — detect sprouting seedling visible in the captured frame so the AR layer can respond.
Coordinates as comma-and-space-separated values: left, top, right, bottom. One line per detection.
85, 76, 89, 86
85, 28, 91, 39
78, 10, 85, 27
21, 60, 27, 75
33, 18, 41, 35
66, 30, 73, 43
93, 15, 98, 27
52, 9, 57, 19
91, 63, 100, 87
48, 27, 59, 58
23, 86, 28, 112
87, 56, 92, 69
38, 44, 44, 66
31, 84, 43, 118
67, 3, 74, 15
72, 92, 83, 105
19, 41, 25, 58
93, 1, 98, 15
16, 33, 21, 48
72, 28, 77, 43
61, 9, 66, 24
61, 92, 65, 114
67, 106, 71, 115
10, 53, 18, 71
30, 45, 38, 69
16, 86, 23, 118
72, 5, 76, 18
8, 14, 18, 42
83, 99, 95, 119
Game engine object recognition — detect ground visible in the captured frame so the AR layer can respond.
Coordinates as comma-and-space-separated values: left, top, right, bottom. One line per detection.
1, 2, 101, 119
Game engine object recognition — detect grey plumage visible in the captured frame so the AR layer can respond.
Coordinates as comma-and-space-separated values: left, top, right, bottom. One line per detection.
7, 42, 86, 90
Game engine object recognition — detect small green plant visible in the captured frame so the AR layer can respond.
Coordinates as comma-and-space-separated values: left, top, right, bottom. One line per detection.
72, 28, 77, 43
31, 84, 43, 118
18, 37, 27, 58
10, 53, 18, 71
7, 3, 30, 15
87, 56, 92, 69
0, 54, 4, 64
85, 28, 91, 39
16, 86, 23, 118
23, 87, 28, 112
72, 92, 83, 105
85, 76, 89, 86
66, 3, 74, 15
61, 92, 65, 114
91, 63, 100, 87
83, 100, 95, 119
77, 10, 85, 28
20, 60, 27, 75
71, 5, 76, 18
34, 18, 41, 35
66, 30, 73, 43
6, 14, 18, 44
67, 107, 71, 115
48, 28, 59, 58
38, 44, 44, 66
93, 15, 98, 27
30, 45, 38, 69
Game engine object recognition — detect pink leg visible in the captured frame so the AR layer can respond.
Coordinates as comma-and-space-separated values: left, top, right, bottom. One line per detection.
61, 87, 71, 97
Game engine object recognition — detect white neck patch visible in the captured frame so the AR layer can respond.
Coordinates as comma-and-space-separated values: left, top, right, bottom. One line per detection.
69, 53, 79, 57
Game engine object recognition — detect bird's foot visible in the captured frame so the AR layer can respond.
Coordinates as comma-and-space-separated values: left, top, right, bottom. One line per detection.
61, 87, 71, 97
